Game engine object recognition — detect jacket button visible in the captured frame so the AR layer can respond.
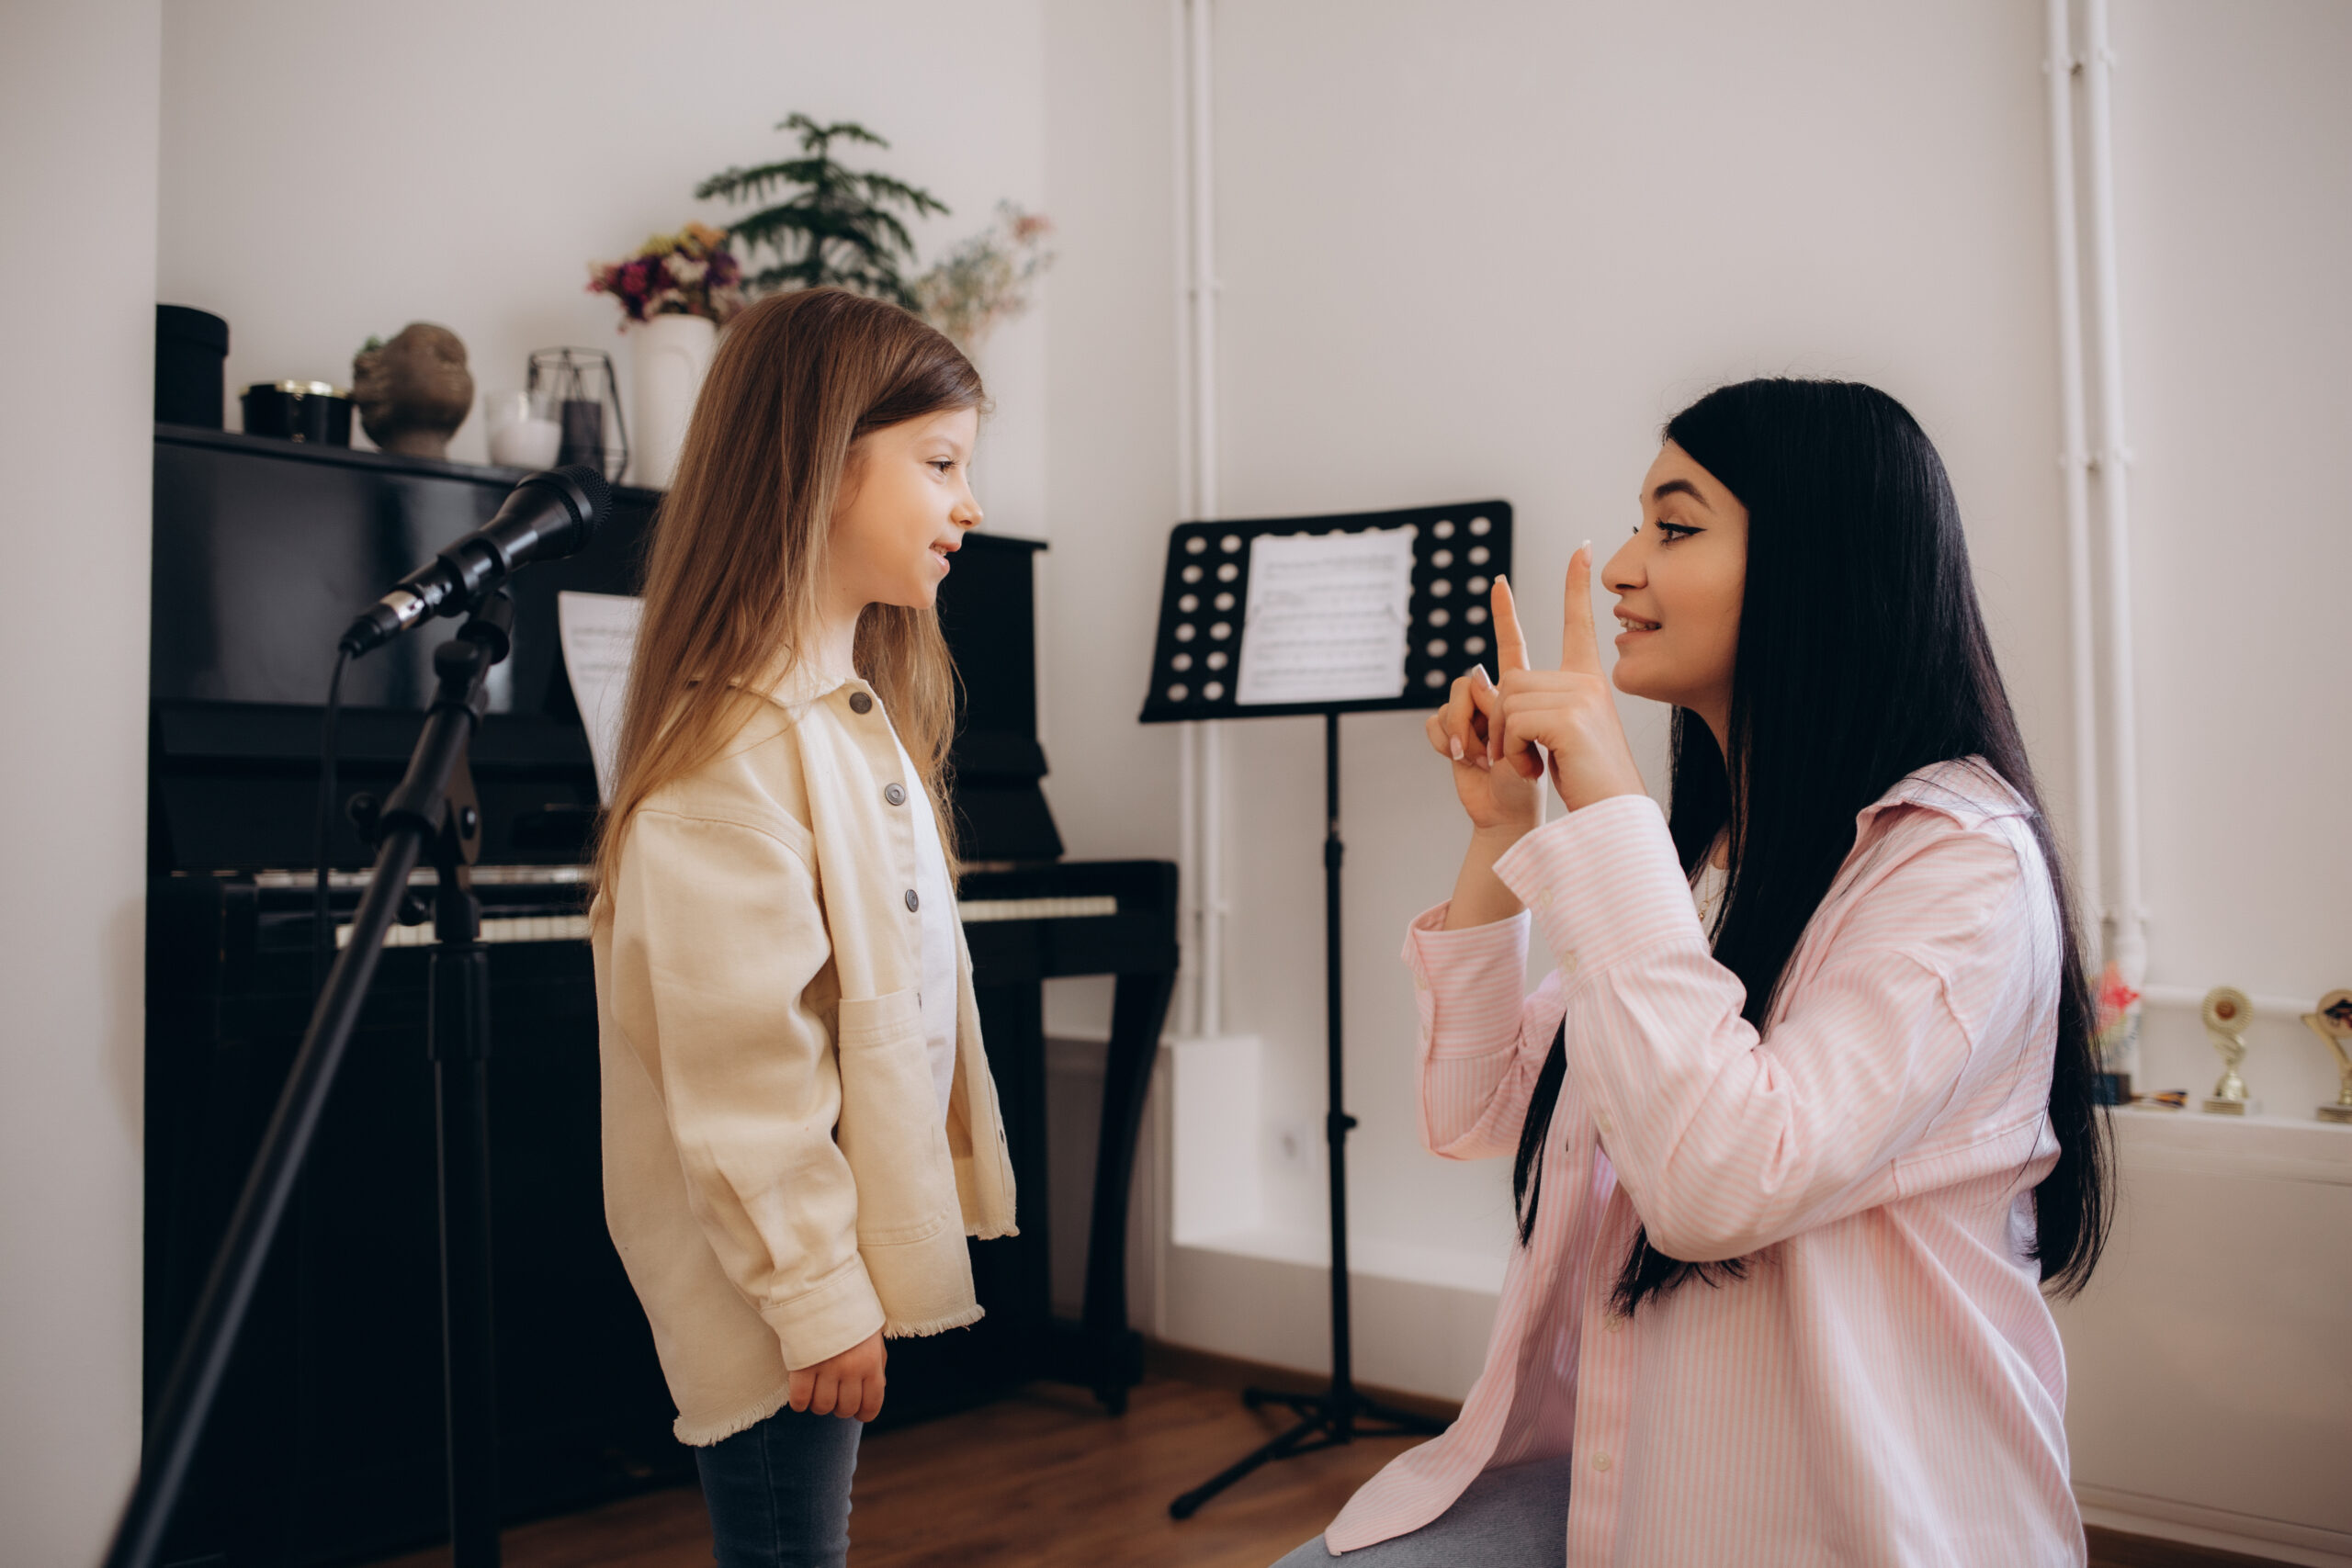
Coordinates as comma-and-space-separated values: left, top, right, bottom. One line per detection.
848, 691, 874, 715
905, 889, 921, 912
884, 783, 907, 807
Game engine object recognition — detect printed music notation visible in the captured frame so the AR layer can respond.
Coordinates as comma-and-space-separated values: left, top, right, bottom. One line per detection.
1234, 527, 1416, 706
558, 590, 643, 803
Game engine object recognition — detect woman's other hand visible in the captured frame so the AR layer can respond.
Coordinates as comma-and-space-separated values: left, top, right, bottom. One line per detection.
1427, 661, 1542, 837
787, 1327, 887, 1421
1487, 545, 1647, 814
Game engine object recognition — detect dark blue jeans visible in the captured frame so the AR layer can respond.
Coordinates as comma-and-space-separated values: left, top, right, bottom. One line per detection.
695, 1402, 864, 1568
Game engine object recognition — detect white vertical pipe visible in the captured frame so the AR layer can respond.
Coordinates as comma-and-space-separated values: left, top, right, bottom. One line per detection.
2082, 0, 2149, 987
1170, 0, 1197, 525
1170, 0, 1202, 1037
1187, 0, 1219, 524
2043, 0, 2104, 943
1182, 0, 1227, 1036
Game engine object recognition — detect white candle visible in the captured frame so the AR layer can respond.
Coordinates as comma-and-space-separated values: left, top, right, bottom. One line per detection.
489, 416, 561, 469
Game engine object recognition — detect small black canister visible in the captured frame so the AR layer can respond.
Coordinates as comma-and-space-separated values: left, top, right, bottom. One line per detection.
241, 380, 354, 446
156, 305, 229, 427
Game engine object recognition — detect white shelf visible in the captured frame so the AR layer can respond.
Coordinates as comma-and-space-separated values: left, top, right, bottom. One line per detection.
2108, 1104, 2352, 1185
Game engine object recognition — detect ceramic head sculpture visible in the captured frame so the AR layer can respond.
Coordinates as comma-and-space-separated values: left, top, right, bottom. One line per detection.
353, 322, 474, 459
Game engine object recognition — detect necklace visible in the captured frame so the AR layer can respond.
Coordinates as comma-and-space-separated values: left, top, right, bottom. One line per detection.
1691, 860, 1729, 931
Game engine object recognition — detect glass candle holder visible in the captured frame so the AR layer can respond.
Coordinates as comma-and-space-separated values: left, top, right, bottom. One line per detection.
525, 348, 628, 481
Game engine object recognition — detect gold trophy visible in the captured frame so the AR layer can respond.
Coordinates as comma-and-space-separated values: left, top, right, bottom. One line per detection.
2200, 987, 2255, 1115
2302, 989, 2352, 1124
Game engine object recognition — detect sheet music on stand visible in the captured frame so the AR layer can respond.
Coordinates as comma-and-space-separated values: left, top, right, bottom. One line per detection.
1232, 527, 1415, 707
1137, 501, 1513, 725
556, 590, 641, 803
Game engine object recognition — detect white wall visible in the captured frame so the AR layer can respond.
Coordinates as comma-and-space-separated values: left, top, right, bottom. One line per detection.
2108, 0, 2352, 1115
156, 0, 1051, 528
1168, 0, 2080, 1382
0, 3, 162, 1562
2052, 7, 2352, 1557
1054, 1, 2351, 1551
1037, 0, 1186, 1046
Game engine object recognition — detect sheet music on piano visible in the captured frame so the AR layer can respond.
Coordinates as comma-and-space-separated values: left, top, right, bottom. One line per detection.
1234, 526, 1417, 707
557, 590, 642, 803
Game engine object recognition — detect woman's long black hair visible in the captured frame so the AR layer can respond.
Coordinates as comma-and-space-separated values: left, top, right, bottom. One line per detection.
1511, 378, 2109, 1315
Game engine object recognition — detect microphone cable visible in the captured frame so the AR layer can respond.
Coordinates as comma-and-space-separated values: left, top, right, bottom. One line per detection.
311, 648, 349, 1000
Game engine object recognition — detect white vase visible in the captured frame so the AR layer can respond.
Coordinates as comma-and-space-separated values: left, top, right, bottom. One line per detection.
629, 312, 717, 490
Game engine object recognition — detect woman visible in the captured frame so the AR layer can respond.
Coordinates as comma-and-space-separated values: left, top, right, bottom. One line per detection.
1280, 378, 2107, 1565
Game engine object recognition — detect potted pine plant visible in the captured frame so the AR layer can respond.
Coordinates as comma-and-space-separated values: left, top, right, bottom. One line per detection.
695, 115, 948, 308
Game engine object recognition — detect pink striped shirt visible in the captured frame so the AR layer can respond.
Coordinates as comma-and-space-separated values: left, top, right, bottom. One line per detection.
1325, 760, 2085, 1565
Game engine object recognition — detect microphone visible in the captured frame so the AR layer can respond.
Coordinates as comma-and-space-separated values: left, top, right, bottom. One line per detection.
339, 464, 611, 656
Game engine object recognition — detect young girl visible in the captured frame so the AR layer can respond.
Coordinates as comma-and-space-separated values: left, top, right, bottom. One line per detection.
591, 288, 1017, 1568
1282, 379, 2108, 1565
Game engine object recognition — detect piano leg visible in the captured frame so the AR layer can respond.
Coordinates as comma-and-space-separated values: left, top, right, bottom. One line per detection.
1079, 968, 1176, 1414
973, 978, 1054, 1386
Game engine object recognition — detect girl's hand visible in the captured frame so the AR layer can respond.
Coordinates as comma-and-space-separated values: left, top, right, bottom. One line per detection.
1426, 660, 1543, 836
788, 1327, 886, 1421
1486, 545, 1647, 814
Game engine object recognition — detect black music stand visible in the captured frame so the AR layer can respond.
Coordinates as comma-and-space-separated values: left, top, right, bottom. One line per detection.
1138, 501, 1513, 1518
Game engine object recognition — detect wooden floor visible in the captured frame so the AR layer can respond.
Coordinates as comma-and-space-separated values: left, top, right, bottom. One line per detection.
375, 1374, 2290, 1568
378, 1377, 1400, 1568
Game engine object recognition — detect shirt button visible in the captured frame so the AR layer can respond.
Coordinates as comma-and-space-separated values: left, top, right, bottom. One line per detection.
905, 889, 921, 912
884, 783, 907, 807
1591, 1451, 1611, 1472
848, 691, 874, 715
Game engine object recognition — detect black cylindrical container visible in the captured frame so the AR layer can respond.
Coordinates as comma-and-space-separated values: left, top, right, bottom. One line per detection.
156, 305, 229, 427
556, 400, 605, 470
241, 381, 354, 446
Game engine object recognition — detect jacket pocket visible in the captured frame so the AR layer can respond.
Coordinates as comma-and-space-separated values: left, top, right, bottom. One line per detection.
834, 989, 957, 1247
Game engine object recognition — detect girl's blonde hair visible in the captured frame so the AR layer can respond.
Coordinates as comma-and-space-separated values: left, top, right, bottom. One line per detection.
592, 288, 982, 900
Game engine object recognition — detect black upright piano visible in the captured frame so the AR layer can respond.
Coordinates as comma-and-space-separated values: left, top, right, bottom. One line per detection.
145, 426, 1177, 1567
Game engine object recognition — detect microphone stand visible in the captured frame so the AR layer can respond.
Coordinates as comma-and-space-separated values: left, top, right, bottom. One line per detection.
424, 682, 503, 1568
107, 593, 515, 1568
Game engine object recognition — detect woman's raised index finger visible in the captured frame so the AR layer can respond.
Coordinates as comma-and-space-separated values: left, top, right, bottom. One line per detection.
1491, 574, 1531, 671
1560, 541, 1604, 676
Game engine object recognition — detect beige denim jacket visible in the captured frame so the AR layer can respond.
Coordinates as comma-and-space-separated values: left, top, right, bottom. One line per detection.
592, 660, 1018, 1445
